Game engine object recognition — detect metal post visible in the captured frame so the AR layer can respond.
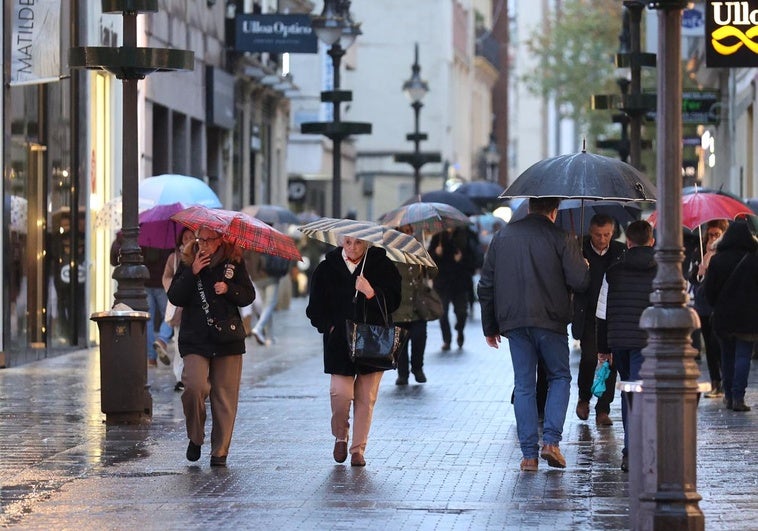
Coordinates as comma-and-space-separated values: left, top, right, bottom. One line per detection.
638, 2, 704, 529
328, 43, 344, 218
627, 1, 644, 169
412, 100, 422, 196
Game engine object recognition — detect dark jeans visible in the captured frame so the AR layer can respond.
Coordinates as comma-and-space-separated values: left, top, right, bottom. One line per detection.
577, 318, 616, 413
436, 286, 469, 346
717, 335, 754, 402
397, 320, 427, 378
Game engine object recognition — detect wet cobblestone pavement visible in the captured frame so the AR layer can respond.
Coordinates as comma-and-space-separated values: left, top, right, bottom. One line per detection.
1, 298, 756, 529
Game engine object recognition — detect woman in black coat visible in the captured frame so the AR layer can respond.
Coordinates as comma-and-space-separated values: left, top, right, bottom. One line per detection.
168, 226, 255, 466
306, 236, 401, 466
703, 219, 758, 412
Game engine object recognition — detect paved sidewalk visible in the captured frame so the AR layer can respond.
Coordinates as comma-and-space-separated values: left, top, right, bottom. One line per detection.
0, 297, 756, 529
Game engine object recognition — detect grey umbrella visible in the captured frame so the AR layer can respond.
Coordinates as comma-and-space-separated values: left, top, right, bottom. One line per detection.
500, 147, 657, 202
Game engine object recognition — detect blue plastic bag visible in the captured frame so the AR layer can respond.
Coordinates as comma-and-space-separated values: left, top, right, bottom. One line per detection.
591, 360, 611, 398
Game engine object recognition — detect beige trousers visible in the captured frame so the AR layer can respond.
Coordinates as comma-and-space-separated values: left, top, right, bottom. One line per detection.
182, 354, 243, 458
330, 372, 384, 456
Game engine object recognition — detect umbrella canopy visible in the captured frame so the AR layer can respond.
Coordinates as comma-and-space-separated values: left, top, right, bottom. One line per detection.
454, 180, 504, 204
647, 191, 753, 230
137, 202, 186, 249
378, 201, 470, 233
511, 199, 642, 235
406, 190, 480, 216
171, 205, 301, 261
140, 174, 222, 210
242, 204, 299, 226
501, 148, 658, 202
297, 217, 437, 268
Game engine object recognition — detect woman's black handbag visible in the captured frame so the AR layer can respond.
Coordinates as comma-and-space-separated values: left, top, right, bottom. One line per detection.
414, 283, 443, 321
197, 277, 246, 344
346, 294, 409, 370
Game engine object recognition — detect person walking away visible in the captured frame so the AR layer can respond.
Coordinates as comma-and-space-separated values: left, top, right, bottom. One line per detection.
159, 228, 195, 391
306, 236, 401, 467
392, 225, 434, 385
573, 214, 625, 426
167, 227, 255, 467
478, 197, 589, 472
111, 233, 172, 367
429, 226, 477, 350
687, 219, 727, 398
703, 219, 758, 412
246, 250, 290, 346
595, 220, 657, 472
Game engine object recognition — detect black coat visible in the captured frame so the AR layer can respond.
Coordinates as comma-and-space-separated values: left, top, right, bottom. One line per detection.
703, 220, 758, 338
167, 249, 255, 358
306, 246, 402, 375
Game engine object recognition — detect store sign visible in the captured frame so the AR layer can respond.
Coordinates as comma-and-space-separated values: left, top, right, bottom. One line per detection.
645, 91, 721, 124
706, 1, 758, 67
10, 0, 60, 85
235, 14, 317, 54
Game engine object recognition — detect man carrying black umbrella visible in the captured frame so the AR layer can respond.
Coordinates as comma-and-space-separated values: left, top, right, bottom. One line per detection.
478, 197, 589, 471
572, 214, 625, 427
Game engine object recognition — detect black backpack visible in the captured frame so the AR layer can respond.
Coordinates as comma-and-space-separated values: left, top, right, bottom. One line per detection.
262, 254, 292, 278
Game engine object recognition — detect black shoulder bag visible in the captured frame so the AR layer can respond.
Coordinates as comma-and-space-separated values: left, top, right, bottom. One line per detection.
346, 293, 409, 371
196, 276, 246, 344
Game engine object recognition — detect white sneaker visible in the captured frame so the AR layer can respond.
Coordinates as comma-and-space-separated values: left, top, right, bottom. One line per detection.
153, 339, 170, 365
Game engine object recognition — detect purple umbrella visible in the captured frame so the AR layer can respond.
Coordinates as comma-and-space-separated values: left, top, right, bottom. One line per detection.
138, 202, 187, 249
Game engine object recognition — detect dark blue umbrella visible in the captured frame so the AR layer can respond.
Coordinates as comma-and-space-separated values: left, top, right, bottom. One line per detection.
454, 180, 504, 205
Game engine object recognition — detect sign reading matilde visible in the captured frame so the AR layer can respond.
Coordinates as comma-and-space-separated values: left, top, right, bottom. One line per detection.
236, 14, 317, 54
706, 0, 758, 67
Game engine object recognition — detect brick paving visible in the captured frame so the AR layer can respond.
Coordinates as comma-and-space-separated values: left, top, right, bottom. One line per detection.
0, 297, 756, 530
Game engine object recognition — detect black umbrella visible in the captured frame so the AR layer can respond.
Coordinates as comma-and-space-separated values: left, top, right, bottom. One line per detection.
406, 190, 479, 216
454, 180, 504, 205
501, 147, 658, 202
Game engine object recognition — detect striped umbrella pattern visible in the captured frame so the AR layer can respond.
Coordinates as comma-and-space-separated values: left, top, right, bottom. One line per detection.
297, 217, 437, 269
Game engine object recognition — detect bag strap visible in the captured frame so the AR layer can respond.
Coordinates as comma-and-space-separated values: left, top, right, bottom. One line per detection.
352, 290, 392, 327
196, 277, 215, 327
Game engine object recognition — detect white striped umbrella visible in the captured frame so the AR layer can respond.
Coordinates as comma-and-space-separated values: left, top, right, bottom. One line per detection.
297, 217, 437, 269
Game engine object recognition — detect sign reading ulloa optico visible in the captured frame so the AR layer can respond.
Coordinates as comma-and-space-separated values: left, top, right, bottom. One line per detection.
706, 1, 758, 67
235, 14, 317, 54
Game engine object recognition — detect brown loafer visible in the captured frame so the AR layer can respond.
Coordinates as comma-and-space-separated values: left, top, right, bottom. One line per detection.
350, 453, 366, 467
333, 440, 348, 463
520, 458, 538, 472
575, 400, 589, 421
596, 412, 613, 426
540, 444, 566, 468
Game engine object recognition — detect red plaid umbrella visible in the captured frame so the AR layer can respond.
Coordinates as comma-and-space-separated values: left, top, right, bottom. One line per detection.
647, 191, 753, 230
378, 201, 470, 234
171, 205, 302, 261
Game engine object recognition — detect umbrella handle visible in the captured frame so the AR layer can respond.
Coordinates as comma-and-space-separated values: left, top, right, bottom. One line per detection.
352, 249, 369, 303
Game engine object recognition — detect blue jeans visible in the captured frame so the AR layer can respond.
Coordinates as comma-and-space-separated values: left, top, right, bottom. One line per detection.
146, 287, 169, 361
717, 336, 754, 402
614, 348, 644, 455
507, 327, 571, 459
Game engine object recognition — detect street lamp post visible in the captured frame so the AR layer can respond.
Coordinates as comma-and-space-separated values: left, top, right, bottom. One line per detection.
638, 1, 704, 528
301, 1, 371, 218
394, 43, 441, 196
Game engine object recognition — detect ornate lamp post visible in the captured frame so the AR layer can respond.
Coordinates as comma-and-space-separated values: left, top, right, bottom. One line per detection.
301, 0, 371, 218
70, 0, 193, 423
394, 43, 441, 196
638, 1, 704, 528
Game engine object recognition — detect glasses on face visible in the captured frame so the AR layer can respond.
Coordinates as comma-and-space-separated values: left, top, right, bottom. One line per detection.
196, 236, 220, 244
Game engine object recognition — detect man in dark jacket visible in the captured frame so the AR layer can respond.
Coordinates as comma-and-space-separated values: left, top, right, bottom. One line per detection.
596, 220, 656, 472
572, 214, 625, 426
478, 197, 589, 472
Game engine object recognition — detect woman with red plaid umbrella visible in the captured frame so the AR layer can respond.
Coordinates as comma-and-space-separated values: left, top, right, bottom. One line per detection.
167, 225, 255, 467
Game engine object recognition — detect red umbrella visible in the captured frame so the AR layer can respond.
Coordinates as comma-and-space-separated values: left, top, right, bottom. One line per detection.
171, 205, 302, 261
648, 191, 753, 230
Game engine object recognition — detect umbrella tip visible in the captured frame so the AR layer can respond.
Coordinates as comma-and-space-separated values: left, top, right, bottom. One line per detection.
581, 138, 587, 153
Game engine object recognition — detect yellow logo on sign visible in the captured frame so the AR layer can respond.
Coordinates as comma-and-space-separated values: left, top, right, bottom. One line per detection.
712, 25, 758, 55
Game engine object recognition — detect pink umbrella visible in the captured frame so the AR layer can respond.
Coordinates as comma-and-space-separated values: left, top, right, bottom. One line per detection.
138, 202, 186, 249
